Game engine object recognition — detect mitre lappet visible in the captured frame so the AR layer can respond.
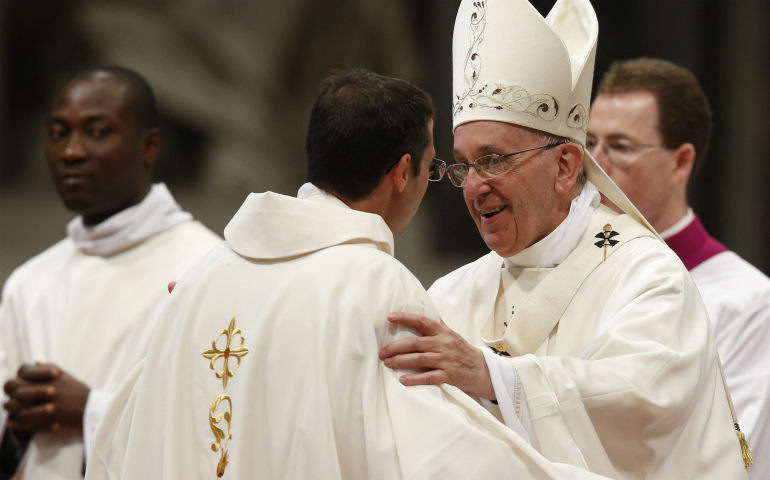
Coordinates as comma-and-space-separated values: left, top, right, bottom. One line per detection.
451, 0, 657, 237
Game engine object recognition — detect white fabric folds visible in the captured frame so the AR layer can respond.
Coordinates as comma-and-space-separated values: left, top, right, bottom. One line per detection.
66, 183, 192, 257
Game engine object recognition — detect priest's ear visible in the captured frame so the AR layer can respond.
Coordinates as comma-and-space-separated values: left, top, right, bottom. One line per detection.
386, 153, 414, 193
140, 128, 162, 171
672, 142, 696, 185
553, 142, 584, 195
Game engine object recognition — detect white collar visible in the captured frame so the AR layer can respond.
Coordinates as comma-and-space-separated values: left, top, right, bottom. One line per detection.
659, 208, 694, 240
66, 183, 192, 257
505, 180, 601, 268
297, 182, 351, 210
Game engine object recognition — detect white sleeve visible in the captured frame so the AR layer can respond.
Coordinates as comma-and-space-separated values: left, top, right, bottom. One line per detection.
83, 389, 114, 464
479, 347, 540, 451
0, 393, 8, 438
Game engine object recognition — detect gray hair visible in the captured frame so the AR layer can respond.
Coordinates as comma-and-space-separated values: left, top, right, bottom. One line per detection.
532, 130, 587, 185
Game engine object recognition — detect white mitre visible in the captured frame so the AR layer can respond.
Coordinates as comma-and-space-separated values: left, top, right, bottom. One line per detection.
452, 0, 658, 236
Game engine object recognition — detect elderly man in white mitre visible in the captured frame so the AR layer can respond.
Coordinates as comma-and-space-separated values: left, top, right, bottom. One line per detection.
380, 0, 749, 478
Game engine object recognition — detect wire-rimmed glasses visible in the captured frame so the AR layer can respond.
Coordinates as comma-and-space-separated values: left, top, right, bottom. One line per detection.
585, 136, 666, 167
445, 143, 561, 187
385, 157, 447, 182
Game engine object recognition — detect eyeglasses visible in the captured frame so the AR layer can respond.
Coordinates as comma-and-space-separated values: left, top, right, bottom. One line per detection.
385, 157, 447, 181
445, 143, 561, 187
586, 137, 667, 167
428, 158, 447, 181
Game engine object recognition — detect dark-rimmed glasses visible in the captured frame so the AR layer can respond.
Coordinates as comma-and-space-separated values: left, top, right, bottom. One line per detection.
445, 143, 561, 187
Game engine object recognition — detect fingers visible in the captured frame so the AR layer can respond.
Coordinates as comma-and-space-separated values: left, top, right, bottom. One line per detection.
18, 364, 61, 382
379, 335, 437, 360
398, 370, 448, 387
383, 352, 441, 370
9, 384, 56, 404
168, 281, 177, 293
7, 402, 60, 432
386, 312, 443, 336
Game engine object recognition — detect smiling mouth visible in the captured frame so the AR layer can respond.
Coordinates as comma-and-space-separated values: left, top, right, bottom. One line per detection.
479, 206, 506, 218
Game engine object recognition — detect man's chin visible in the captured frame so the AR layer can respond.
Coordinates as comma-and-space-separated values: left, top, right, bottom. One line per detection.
481, 233, 518, 258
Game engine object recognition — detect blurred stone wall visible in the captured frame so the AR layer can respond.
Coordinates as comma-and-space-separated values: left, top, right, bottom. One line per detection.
1, 0, 769, 292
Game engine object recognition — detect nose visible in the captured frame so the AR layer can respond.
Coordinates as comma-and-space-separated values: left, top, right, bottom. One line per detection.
462, 166, 491, 201
61, 132, 88, 163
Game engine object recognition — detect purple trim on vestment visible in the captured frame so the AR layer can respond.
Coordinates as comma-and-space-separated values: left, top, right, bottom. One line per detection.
665, 214, 729, 271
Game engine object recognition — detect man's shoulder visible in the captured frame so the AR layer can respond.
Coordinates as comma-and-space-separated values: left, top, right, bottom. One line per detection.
2, 237, 75, 294
150, 220, 221, 247
429, 251, 500, 296
128, 220, 222, 260
691, 250, 770, 306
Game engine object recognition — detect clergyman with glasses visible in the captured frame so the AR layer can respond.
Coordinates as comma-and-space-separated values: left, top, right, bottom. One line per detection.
588, 57, 769, 480
379, 0, 749, 478
83, 69, 607, 480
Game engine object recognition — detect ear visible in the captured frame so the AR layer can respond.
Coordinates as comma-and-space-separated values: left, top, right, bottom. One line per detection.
554, 143, 584, 195
387, 153, 413, 193
141, 128, 162, 170
671, 143, 695, 186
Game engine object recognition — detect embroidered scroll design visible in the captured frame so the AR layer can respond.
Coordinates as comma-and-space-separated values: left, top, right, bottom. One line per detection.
209, 395, 232, 477
567, 104, 589, 133
203, 318, 249, 478
452, 1, 487, 116
203, 317, 250, 389
452, 1, 560, 121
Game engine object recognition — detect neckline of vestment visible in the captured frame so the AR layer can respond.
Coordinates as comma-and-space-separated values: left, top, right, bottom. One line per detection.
664, 212, 729, 271
66, 183, 192, 257
504, 180, 601, 269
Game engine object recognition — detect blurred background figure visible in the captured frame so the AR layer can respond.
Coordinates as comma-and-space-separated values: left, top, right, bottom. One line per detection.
588, 58, 769, 479
1, 0, 768, 290
0, 67, 220, 479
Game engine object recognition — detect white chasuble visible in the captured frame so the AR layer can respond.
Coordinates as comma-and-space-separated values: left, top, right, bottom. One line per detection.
0, 185, 221, 480
429, 204, 748, 480
85, 188, 611, 480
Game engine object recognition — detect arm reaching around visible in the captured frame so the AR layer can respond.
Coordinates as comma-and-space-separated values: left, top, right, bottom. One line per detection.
379, 312, 495, 400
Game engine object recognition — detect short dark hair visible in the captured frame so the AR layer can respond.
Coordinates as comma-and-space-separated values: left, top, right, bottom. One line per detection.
597, 58, 713, 176
71, 65, 159, 132
306, 69, 437, 201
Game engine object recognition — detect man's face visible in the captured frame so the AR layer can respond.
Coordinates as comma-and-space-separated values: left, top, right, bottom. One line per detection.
588, 91, 679, 225
453, 121, 563, 257
392, 120, 435, 237
46, 76, 152, 225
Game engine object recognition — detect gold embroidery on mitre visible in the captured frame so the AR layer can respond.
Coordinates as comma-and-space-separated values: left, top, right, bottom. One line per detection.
453, 1, 487, 116
567, 104, 589, 133
203, 317, 250, 389
452, 1, 560, 121
209, 395, 232, 478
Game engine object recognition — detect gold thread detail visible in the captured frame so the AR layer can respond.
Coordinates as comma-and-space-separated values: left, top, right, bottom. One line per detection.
203, 317, 250, 389
209, 395, 232, 477
203, 318, 249, 478
452, 1, 560, 121
736, 423, 754, 468
567, 104, 589, 133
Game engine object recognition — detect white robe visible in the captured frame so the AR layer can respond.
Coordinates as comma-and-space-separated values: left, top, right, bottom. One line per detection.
84, 187, 610, 480
429, 203, 748, 480
662, 210, 770, 480
0, 185, 221, 479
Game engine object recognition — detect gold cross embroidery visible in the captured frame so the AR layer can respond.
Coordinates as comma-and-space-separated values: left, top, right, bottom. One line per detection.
202, 317, 250, 389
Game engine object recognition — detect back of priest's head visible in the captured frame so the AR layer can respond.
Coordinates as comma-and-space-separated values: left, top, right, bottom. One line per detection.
305, 69, 436, 201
